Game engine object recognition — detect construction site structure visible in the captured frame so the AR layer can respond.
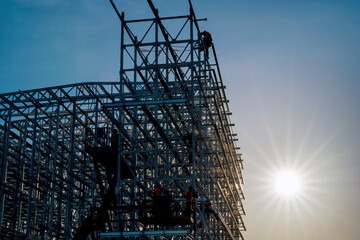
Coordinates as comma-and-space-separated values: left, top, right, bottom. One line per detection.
0, 0, 245, 239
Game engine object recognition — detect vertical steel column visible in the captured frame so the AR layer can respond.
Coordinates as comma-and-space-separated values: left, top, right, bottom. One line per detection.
0, 110, 12, 233
189, 9, 198, 238
130, 36, 138, 232
154, 11, 159, 185
92, 101, 99, 207
16, 123, 28, 234
25, 107, 38, 239
40, 113, 53, 233
65, 104, 76, 239
48, 105, 60, 239
116, 11, 125, 232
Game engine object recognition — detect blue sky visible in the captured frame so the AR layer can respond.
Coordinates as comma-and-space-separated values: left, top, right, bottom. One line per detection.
1, 0, 360, 239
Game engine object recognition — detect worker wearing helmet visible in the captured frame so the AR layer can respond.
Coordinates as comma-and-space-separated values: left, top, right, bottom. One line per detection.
200, 31, 212, 59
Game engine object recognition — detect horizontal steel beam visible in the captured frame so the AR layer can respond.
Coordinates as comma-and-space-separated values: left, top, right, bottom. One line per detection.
99, 230, 189, 237
103, 98, 187, 108
124, 14, 190, 24
123, 62, 193, 72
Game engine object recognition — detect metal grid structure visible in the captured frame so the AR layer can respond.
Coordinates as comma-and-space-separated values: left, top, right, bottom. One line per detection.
0, 1, 245, 239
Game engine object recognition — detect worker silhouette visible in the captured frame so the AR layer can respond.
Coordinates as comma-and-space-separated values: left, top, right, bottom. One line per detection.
184, 186, 197, 217
154, 184, 164, 197
110, 129, 119, 152
153, 184, 171, 219
200, 31, 212, 59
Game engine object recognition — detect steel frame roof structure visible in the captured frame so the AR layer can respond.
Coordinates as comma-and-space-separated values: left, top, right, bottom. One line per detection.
0, 1, 245, 239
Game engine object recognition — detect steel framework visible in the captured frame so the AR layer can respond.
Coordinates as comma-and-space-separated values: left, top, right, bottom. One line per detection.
0, 1, 245, 239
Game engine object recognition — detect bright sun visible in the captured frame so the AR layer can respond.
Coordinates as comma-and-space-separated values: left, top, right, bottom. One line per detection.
275, 171, 301, 196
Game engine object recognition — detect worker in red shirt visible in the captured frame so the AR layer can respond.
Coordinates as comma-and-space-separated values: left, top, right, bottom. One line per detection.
184, 186, 197, 217
200, 31, 212, 59
153, 184, 164, 217
154, 184, 164, 197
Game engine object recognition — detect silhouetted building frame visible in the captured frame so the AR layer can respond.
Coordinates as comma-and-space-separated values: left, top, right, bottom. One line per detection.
0, 1, 245, 239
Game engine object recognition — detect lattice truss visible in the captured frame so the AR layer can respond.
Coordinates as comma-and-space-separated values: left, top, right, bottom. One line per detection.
0, 1, 245, 240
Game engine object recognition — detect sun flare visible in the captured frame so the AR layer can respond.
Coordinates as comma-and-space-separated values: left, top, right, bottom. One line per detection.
275, 171, 301, 196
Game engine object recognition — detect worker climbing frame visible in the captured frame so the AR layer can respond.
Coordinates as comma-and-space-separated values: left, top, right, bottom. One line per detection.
0, 0, 245, 239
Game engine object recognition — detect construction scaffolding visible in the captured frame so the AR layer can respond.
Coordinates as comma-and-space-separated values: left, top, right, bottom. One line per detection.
0, 1, 245, 239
